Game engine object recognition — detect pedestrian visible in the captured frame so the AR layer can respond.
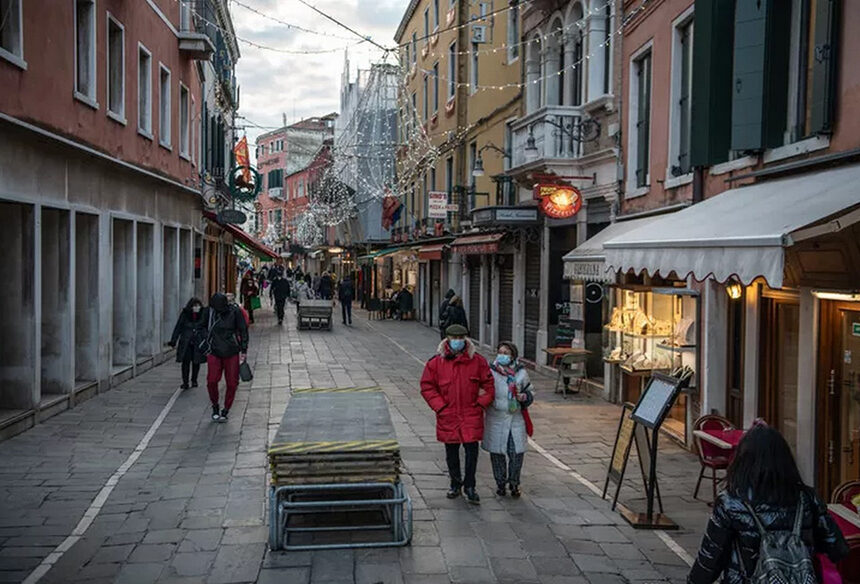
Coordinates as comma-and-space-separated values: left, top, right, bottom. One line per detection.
687, 423, 848, 584
240, 271, 259, 323
420, 324, 494, 504
439, 288, 455, 338
445, 295, 469, 332
338, 275, 354, 325
318, 271, 333, 300
397, 285, 414, 320
203, 293, 249, 423
483, 342, 534, 498
168, 297, 207, 389
270, 271, 291, 325
226, 292, 250, 325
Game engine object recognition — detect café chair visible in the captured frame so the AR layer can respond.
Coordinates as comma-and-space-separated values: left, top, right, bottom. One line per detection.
832, 480, 860, 506
838, 534, 860, 584
554, 353, 587, 397
692, 414, 735, 503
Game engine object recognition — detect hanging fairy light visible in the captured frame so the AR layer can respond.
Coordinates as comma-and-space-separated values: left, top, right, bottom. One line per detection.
295, 212, 324, 247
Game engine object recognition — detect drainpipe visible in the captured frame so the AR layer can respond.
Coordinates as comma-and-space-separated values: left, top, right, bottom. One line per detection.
692, 166, 704, 204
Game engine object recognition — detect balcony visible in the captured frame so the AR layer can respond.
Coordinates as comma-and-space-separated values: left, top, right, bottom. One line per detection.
268, 187, 283, 200
509, 105, 585, 174
179, 0, 217, 60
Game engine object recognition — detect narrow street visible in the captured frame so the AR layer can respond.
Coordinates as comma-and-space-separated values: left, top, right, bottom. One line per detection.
0, 304, 710, 584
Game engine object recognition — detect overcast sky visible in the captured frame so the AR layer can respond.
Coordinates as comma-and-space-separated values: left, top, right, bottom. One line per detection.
232, 0, 404, 155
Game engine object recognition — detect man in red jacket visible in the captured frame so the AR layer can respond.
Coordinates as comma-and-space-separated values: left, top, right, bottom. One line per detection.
420, 324, 494, 504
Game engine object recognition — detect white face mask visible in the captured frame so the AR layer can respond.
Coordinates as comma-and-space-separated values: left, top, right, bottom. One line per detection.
192, 305, 202, 313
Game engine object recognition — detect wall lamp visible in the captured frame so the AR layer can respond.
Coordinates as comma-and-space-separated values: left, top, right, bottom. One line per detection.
472, 142, 511, 177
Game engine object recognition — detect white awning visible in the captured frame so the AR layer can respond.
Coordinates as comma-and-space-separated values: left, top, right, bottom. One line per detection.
563, 215, 673, 282
603, 164, 860, 288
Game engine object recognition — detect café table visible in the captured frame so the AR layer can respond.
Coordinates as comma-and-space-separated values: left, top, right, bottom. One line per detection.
542, 346, 591, 367
692, 428, 745, 451
829, 503, 860, 537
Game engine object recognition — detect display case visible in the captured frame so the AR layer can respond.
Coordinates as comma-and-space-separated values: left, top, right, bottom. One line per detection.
603, 287, 700, 442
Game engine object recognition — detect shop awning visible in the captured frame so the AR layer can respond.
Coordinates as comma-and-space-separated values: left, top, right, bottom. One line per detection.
418, 244, 447, 261
203, 211, 279, 260
450, 233, 505, 255
563, 215, 668, 282
603, 164, 860, 288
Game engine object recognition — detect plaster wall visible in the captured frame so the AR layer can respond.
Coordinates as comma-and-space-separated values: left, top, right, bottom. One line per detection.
40, 208, 72, 395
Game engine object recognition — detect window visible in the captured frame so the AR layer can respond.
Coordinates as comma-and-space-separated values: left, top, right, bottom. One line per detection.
106, 15, 124, 121
504, 121, 514, 171
405, 43, 411, 70
447, 43, 456, 99
469, 142, 477, 188
0, 0, 24, 67
179, 0, 191, 30
430, 167, 436, 191
424, 8, 429, 45
602, 4, 612, 95
433, 0, 439, 29
423, 73, 428, 121
470, 43, 478, 93
411, 33, 417, 65
137, 45, 152, 135
445, 156, 453, 194
629, 49, 652, 190
159, 64, 171, 148
179, 84, 190, 157
507, 1, 520, 62
75, 0, 96, 104
432, 62, 439, 113
670, 16, 694, 176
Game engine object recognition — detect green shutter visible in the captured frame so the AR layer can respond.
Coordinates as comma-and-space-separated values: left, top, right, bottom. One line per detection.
635, 55, 651, 188
810, 0, 840, 134
731, 0, 768, 151
691, 0, 735, 167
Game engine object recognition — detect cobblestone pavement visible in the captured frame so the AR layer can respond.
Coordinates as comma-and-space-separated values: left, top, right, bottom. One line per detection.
0, 301, 713, 584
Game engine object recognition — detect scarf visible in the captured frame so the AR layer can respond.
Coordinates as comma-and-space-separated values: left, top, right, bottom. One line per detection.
490, 362, 533, 437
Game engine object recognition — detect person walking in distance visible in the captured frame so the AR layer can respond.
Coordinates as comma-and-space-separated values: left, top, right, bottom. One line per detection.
338, 275, 355, 326
438, 289, 455, 339
420, 324, 494, 504
226, 292, 250, 326
168, 297, 207, 389
483, 342, 534, 498
240, 270, 259, 324
204, 293, 249, 423
317, 271, 334, 300
445, 295, 469, 332
270, 271, 291, 326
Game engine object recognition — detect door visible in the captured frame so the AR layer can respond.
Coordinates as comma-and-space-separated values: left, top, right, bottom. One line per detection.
468, 260, 480, 339
759, 297, 800, 453
524, 241, 541, 361
726, 291, 745, 427
498, 256, 514, 343
837, 311, 860, 486
430, 260, 441, 327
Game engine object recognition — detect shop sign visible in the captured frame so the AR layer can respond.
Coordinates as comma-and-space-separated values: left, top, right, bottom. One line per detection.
428, 191, 448, 219
568, 260, 607, 281
472, 209, 494, 225
496, 208, 538, 223
534, 184, 582, 219
853, 322, 860, 337
217, 209, 247, 224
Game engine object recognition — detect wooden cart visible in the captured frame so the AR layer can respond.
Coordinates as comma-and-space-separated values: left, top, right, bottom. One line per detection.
297, 299, 333, 331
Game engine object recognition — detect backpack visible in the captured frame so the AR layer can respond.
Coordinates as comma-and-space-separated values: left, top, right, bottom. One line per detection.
741, 497, 817, 584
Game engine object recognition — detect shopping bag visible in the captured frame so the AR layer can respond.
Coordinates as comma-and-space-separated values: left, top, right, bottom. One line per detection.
239, 360, 253, 382
250, 296, 262, 310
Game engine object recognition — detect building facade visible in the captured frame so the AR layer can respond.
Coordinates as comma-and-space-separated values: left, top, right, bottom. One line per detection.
0, 0, 239, 439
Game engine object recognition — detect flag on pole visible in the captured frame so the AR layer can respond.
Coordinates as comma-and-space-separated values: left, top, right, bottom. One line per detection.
381, 191, 402, 230
233, 136, 251, 185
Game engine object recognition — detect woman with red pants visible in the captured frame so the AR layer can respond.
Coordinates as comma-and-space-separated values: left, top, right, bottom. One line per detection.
204, 293, 249, 422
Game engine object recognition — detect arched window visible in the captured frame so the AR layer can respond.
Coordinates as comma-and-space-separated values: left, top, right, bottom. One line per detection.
568, 3, 584, 106
525, 33, 542, 113
545, 18, 564, 106
586, 0, 612, 101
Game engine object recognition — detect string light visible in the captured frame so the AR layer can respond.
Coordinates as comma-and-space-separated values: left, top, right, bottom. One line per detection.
229, 0, 358, 41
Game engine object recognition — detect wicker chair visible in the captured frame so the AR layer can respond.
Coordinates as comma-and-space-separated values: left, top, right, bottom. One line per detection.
692, 414, 735, 503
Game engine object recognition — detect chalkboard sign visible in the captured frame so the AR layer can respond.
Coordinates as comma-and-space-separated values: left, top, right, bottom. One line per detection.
608, 404, 635, 483
631, 372, 684, 429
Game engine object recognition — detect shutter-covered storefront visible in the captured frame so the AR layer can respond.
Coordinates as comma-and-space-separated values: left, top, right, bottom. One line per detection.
430, 260, 441, 328
499, 256, 515, 344
468, 258, 481, 338
524, 241, 541, 361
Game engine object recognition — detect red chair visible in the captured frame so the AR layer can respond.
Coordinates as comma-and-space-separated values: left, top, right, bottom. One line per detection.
692, 415, 735, 503
832, 481, 860, 506
838, 535, 860, 584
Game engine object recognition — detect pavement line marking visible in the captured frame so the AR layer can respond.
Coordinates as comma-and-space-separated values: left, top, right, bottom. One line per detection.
22, 386, 184, 584
366, 320, 694, 568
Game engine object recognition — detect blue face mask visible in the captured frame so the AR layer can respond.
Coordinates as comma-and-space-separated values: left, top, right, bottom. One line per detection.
496, 354, 512, 366
449, 339, 466, 352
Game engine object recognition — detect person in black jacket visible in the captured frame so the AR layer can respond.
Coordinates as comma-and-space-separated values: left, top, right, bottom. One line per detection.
338, 275, 355, 326
688, 424, 848, 584
445, 295, 469, 334
439, 288, 456, 339
168, 297, 207, 389
204, 293, 249, 423
317, 271, 333, 300
270, 272, 291, 325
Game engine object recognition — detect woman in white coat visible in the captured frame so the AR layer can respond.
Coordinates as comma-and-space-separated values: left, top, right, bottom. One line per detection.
482, 341, 534, 497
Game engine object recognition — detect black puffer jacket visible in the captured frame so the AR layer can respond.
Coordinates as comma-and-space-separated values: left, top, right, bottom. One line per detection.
203, 295, 249, 359
170, 308, 207, 364
688, 488, 848, 584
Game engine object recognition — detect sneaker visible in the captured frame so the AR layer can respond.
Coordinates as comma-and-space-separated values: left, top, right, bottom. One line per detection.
510, 486, 521, 499
211, 404, 220, 421
496, 485, 506, 497
464, 487, 481, 505
180, 383, 189, 390
219, 408, 229, 423
446, 485, 461, 499
191, 381, 198, 388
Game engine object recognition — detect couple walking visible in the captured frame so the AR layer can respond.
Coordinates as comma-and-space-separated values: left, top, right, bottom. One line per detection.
420, 325, 534, 503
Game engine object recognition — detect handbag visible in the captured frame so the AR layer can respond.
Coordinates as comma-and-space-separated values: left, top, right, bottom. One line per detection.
239, 360, 253, 382
250, 296, 262, 310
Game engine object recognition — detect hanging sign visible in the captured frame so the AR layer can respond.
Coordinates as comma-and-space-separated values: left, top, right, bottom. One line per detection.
428, 191, 448, 219
534, 184, 582, 219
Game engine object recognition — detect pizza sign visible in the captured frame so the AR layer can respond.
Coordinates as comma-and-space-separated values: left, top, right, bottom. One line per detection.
534, 184, 582, 219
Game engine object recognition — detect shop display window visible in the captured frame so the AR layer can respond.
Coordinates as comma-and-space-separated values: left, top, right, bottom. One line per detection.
604, 286, 699, 441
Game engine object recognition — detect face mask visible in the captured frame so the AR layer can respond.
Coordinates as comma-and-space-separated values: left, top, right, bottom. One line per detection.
192, 305, 202, 313
449, 339, 465, 352
496, 354, 512, 366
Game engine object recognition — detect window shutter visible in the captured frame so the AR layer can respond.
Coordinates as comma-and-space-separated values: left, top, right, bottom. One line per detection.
691, 0, 735, 167
731, 0, 768, 151
635, 56, 651, 188
810, 0, 839, 134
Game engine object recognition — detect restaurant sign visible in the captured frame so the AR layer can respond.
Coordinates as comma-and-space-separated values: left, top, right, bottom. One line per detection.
471, 206, 539, 227
534, 184, 582, 219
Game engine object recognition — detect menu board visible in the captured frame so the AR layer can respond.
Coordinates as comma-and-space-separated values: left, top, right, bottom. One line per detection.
608, 406, 635, 483
631, 373, 683, 429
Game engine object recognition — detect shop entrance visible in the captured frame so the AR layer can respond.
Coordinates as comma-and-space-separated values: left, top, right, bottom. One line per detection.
818, 302, 860, 498
759, 295, 800, 454
468, 259, 480, 339
524, 241, 541, 362
498, 255, 514, 343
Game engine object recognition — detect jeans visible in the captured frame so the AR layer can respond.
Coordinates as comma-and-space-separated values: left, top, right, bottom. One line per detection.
180, 358, 200, 386
207, 354, 240, 410
445, 442, 479, 489
490, 433, 525, 488
341, 300, 352, 324
275, 299, 286, 322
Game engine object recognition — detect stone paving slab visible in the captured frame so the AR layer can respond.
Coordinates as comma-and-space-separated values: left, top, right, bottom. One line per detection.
0, 300, 712, 583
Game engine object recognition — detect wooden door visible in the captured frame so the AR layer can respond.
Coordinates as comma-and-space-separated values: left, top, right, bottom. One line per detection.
759, 296, 800, 453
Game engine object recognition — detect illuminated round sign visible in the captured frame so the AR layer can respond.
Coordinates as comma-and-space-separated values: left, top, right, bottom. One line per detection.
535, 184, 582, 219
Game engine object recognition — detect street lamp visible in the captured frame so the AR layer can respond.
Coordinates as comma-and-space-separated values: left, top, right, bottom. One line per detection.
472, 142, 511, 177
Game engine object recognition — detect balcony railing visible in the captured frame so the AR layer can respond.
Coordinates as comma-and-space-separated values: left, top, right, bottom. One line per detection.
179, 0, 217, 60
268, 187, 283, 200
509, 105, 585, 172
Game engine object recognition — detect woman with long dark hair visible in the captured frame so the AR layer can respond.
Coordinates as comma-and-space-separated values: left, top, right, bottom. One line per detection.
688, 424, 848, 583
168, 297, 207, 389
